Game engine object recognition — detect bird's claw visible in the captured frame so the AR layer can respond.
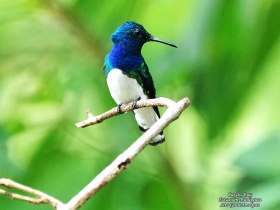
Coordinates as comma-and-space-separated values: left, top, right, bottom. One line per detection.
117, 102, 124, 114
132, 97, 141, 110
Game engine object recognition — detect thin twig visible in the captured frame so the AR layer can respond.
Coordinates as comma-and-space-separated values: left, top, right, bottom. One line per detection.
75, 97, 177, 128
0, 178, 63, 208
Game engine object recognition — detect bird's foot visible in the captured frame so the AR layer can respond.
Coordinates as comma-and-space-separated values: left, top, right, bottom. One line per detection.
117, 102, 124, 114
132, 97, 141, 110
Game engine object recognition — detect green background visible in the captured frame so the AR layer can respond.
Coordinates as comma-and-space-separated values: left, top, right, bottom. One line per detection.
1, 0, 280, 209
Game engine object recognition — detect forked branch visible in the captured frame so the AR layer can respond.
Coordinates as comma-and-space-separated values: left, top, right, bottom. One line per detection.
0, 97, 190, 210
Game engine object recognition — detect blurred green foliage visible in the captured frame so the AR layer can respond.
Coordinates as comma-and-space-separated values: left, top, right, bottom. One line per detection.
1, 0, 280, 209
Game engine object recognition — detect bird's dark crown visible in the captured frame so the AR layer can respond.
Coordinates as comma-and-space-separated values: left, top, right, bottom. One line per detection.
111, 21, 151, 49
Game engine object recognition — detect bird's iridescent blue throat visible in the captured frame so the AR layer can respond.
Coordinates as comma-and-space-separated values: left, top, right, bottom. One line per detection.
104, 21, 177, 76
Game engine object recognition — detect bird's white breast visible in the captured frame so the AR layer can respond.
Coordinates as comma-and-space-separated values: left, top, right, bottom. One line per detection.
107, 69, 148, 104
107, 68, 162, 142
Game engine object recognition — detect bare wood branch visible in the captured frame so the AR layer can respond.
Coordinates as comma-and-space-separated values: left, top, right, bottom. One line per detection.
0, 178, 63, 208
0, 97, 190, 210
75, 97, 177, 128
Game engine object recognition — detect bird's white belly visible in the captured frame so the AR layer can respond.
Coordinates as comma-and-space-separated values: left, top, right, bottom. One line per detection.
107, 69, 148, 104
106, 69, 163, 144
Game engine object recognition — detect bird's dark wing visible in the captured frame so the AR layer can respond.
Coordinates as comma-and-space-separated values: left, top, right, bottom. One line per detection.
137, 60, 156, 97
134, 59, 161, 118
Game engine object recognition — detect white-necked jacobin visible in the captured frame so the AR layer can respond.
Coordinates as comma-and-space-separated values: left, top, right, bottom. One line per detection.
103, 21, 177, 146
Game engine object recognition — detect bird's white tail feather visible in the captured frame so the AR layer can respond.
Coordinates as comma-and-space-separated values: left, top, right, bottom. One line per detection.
134, 107, 165, 145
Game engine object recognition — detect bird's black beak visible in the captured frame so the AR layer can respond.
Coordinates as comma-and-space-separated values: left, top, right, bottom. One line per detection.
148, 36, 177, 48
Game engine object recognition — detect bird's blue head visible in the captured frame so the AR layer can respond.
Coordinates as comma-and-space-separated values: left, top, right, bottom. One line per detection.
111, 22, 177, 53
104, 22, 177, 74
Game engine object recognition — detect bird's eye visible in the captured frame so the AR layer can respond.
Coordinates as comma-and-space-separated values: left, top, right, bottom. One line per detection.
134, 29, 141, 36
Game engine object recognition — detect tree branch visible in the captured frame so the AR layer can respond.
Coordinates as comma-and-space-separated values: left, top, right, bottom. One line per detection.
0, 178, 63, 208
75, 97, 179, 128
1, 97, 190, 210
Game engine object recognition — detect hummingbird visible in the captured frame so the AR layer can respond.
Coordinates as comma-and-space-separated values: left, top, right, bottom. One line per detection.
103, 22, 177, 146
